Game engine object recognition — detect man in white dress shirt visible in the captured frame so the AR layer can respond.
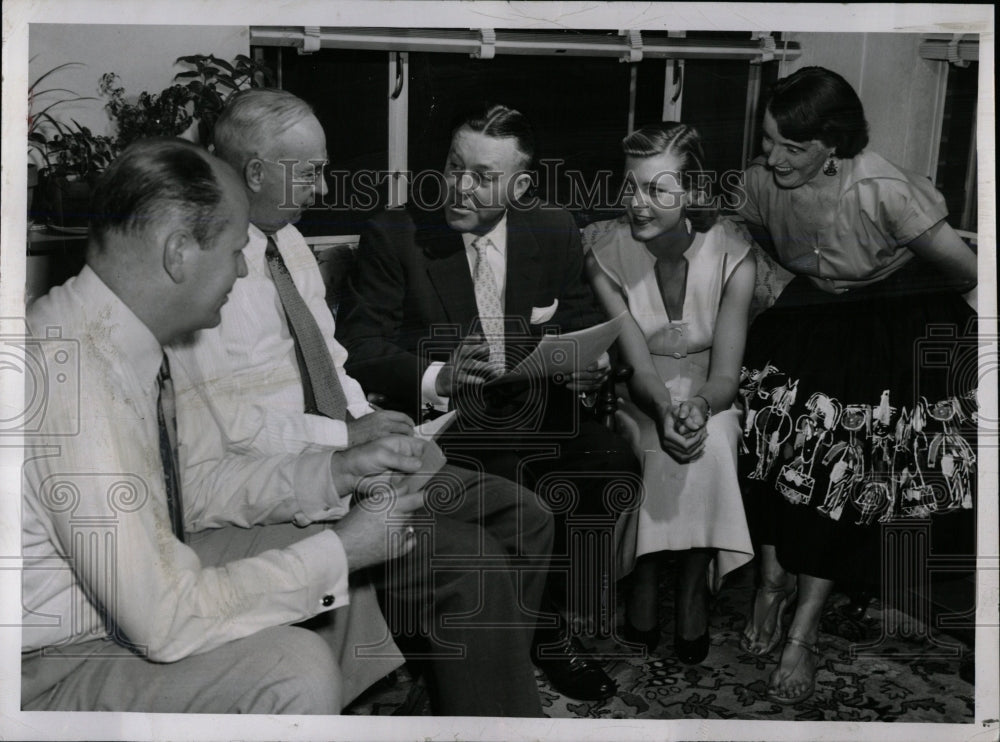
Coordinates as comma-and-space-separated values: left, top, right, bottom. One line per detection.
21, 138, 431, 713
167, 89, 552, 716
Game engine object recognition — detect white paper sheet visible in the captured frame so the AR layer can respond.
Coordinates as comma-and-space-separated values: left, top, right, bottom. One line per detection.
485, 311, 627, 387
413, 409, 457, 441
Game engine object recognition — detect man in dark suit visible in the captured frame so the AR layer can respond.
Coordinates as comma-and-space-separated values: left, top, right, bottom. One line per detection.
337, 104, 642, 701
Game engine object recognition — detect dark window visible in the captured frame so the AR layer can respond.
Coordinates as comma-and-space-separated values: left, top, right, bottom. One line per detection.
406, 51, 635, 224
680, 59, 751, 176
262, 32, 786, 229
274, 47, 389, 236
935, 61, 978, 232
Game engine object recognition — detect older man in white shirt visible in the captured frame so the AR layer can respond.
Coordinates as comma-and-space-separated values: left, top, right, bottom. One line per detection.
21, 138, 429, 713
167, 89, 552, 717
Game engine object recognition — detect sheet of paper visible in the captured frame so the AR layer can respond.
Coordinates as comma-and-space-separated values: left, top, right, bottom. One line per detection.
414, 409, 457, 441
485, 311, 628, 387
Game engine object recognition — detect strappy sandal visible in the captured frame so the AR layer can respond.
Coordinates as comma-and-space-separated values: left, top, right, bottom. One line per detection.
740, 580, 797, 656
766, 636, 820, 705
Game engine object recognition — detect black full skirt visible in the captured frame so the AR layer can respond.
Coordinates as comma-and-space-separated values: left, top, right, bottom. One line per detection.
739, 260, 977, 585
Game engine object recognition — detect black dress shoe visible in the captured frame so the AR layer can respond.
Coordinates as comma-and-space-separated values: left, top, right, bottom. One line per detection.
845, 589, 874, 620
623, 619, 660, 654
533, 634, 617, 701
674, 629, 710, 665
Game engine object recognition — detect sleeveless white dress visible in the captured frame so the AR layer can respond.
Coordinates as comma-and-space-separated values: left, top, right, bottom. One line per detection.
589, 218, 755, 589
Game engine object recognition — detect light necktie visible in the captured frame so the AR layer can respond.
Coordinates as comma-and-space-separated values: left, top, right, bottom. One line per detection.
156, 355, 185, 543
265, 235, 349, 421
471, 235, 506, 375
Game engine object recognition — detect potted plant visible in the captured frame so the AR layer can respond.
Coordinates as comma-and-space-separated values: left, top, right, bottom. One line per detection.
39, 120, 117, 230
94, 54, 274, 150
29, 53, 275, 229
28, 60, 97, 221
173, 54, 274, 144
99, 72, 195, 148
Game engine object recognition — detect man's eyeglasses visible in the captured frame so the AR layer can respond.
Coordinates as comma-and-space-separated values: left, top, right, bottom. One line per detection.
257, 158, 328, 185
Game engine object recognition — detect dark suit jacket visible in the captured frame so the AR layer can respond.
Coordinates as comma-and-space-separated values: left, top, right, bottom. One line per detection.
337, 203, 605, 422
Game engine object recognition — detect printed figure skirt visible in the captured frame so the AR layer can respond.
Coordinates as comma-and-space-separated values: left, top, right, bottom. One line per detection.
739, 260, 977, 585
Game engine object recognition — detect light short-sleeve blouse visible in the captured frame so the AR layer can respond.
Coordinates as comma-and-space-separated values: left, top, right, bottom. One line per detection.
738, 150, 948, 293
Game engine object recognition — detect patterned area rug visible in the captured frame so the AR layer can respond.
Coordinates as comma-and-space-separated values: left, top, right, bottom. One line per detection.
344, 562, 974, 721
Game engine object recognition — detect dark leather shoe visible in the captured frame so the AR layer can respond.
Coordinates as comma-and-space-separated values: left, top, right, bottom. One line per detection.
845, 589, 874, 620
674, 629, 710, 665
533, 634, 617, 701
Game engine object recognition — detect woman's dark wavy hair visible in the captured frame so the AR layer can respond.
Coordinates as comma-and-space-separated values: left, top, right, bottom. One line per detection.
622, 121, 717, 233
767, 66, 869, 158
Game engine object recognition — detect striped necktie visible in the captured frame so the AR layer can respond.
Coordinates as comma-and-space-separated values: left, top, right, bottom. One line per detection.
471, 235, 506, 375
156, 355, 185, 542
265, 235, 349, 421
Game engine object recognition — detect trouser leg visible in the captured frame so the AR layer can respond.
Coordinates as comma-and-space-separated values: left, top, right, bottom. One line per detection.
428, 464, 553, 639
187, 522, 403, 705
22, 626, 340, 714
371, 465, 552, 716
445, 422, 639, 636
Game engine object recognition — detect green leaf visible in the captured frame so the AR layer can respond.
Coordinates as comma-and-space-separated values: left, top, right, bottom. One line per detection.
29, 62, 84, 95
33, 97, 96, 122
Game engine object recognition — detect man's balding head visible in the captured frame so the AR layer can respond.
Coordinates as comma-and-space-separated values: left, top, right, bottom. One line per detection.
87, 138, 249, 344
212, 88, 316, 166
89, 138, 230, 253
212, 89, 328, 233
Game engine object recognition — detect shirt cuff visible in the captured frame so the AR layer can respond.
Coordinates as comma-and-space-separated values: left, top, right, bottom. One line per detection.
288, 529, 351, 612
290, 450, 350, 526
421, 361, 450, 410
300, 414, 350, 450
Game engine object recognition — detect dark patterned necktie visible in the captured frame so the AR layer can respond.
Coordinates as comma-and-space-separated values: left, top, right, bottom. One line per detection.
265, 235, 349, 421
156, 355, 185, 542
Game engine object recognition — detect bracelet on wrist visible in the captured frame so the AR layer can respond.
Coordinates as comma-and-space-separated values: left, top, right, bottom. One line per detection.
692, 395, 712, 418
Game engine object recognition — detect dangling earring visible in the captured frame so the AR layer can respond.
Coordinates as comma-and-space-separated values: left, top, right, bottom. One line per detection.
823, 157, 839, 176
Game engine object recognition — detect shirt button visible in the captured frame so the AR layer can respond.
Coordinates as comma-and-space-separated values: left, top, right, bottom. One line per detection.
322, 595, 335, 607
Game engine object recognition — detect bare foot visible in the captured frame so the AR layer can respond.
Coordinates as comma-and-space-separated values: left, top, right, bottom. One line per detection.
741, 576, 796, 655
767, 636, 819, 704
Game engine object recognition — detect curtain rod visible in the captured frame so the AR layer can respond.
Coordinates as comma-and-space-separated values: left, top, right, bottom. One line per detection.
250, 27, 802, 62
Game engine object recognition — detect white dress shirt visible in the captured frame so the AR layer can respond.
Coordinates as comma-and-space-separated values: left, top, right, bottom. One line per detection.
420, 213, 508, 407
169, 223, 373, 532
22, 267, 349, 660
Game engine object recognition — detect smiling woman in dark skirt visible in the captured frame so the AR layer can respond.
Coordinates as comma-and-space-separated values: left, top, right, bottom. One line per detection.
736, 66, 978, 705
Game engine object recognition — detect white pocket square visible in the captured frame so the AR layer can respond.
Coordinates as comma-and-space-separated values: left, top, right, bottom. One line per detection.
530, 300, 558, 324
